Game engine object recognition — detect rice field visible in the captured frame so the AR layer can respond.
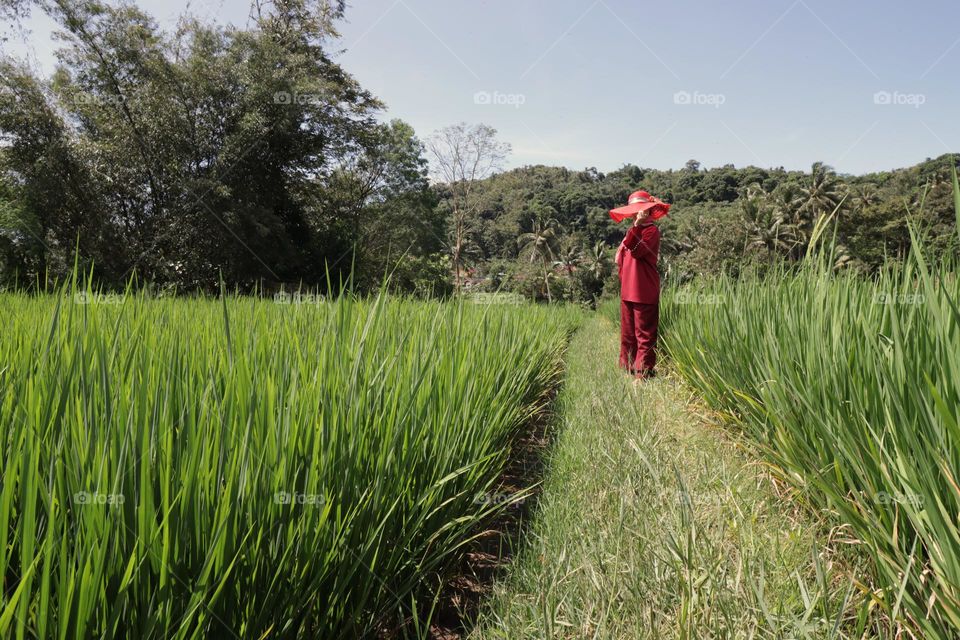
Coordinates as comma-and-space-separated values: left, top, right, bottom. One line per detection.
662, 231, 960, 635
0, 290, 578, 638
4, 188, 960, 639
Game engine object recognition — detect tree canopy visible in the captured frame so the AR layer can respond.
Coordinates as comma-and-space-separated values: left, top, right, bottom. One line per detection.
0, 1, 956, 302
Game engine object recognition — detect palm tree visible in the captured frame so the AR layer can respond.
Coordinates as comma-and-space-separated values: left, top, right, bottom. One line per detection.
517, 216, 560, 303
556, 236, 583, 277
445, 219, 479, 292
771, 183, 805, 220
768, 182, 809, 258
851, 183, 880, 213
747, 210, 798, 256
584, 241, 610, 281
740, 183, 798, 258
832, 243, 854, 270
800, 162, 845, 221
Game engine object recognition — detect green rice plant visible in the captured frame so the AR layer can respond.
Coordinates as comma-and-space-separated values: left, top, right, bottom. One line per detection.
661, 176, 960, 636
0, 288, 579, 638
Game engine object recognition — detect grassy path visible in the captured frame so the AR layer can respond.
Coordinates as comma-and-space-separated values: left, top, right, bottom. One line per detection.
469, 315, 873, 639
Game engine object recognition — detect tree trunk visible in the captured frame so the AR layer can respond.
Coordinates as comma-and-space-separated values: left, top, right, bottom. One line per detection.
542, 258, 552, 304
452, 208, 463, 294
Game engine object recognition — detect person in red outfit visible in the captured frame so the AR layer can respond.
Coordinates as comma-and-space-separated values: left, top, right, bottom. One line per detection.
610, 191, 670, 379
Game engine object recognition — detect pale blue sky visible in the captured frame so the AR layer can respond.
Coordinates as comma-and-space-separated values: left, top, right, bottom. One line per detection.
3, 0, 958, 174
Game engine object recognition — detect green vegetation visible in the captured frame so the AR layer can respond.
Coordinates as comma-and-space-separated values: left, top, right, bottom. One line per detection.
0, 289, 578, 638
454, 155, 959, 299
0, 0, 443, 294
2, 2, 960, 637
472, 315, 878, 638
0, 2, 956, 301
662, 199, 960, 634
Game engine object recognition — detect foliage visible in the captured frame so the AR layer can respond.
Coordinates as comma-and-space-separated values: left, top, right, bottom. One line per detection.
0, 0, 434, 292
445, 156, 959, 302
0, 286, 579, 638
0, 2, 956, 303
425, 122, 510, 293
661, 177, 960, 635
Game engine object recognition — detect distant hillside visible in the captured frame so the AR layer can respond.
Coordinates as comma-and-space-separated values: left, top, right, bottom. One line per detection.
443, 153, 959, 290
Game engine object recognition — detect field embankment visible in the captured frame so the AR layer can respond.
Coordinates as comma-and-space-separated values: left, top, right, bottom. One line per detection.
0, 292, 578, 638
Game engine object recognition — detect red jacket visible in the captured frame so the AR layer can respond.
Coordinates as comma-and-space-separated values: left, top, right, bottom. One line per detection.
617, 223, 660, 303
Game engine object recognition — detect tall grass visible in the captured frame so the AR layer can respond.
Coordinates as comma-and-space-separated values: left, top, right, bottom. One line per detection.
0, 290, 578, 638
662, 180, 960, 636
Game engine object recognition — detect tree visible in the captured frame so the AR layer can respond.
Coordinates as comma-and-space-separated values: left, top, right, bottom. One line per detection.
0, 166, 41, 285
517, 215, 559, 303
556, 235, 580, 274
851, 183, 881, 213
584, 241, 609, 280
426, 122, 510, 293
319, 119, 441, 290
740, 184, 798, 259
800, 162, 845, 220
0, 0, 396, 291
571, 239, 611, 304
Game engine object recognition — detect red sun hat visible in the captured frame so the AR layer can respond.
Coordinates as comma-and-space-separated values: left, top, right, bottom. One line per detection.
609, 190, 671, 222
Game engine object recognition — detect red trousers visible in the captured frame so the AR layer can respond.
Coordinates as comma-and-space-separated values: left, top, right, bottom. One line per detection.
619, 300, 659, 374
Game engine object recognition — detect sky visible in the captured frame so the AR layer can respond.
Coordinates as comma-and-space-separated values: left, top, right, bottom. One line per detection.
2, 0, 958, 175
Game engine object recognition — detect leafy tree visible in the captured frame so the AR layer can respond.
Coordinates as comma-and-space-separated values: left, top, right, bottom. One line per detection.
0, 165, 40, 285
516, 214, 559, 303
741, 184, 798, 258
0, 0, 417, 292
698, 166, 741, 202
320, 119, 440, 290
556, 235, 582, 278
799, 162, 846, 220
425, 122, 509, 292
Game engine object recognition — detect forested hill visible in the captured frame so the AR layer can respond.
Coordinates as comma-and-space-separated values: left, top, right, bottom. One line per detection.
456, 154, 960, 292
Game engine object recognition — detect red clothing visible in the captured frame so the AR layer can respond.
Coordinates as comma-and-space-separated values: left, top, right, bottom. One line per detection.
619, 301, 659, 373
618, 223, 660, 304
617, 222, 660, 375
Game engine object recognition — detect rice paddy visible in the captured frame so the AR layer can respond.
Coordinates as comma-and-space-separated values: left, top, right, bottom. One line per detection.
0, 290, 577, 638
662, 236, 960, 636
